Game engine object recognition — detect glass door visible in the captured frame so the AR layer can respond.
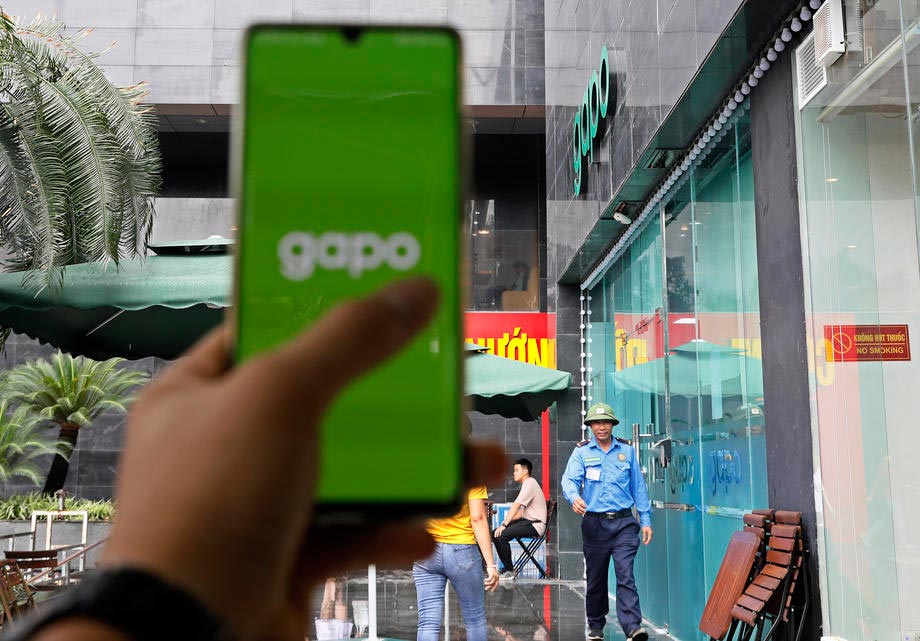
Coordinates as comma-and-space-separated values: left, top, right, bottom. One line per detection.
661, 181, 707, 641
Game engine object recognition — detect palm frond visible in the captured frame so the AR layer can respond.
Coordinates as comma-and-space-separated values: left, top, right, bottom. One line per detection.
0, 399, 68, 484
0, 14, 161, 284
3, 351, 150, 426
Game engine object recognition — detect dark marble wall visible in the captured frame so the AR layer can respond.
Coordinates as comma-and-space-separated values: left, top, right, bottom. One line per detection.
0, 332, 165, 499
544, 0, 744, 304
544, 0, 745, 579
471, 413, 544, 504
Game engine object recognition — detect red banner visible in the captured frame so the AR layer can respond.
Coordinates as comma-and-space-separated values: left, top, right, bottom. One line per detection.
823, 324, 911, 362
464, 312, 557, 368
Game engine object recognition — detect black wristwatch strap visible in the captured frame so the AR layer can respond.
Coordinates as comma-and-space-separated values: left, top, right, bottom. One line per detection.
4, 567, 231, 641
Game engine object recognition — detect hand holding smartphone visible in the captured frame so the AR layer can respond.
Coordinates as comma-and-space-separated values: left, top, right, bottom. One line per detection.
232, 25, 465, 521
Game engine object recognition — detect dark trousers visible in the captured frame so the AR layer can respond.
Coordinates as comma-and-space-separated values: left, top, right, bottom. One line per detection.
582, 513, 642, 634
492, 518, 540, 571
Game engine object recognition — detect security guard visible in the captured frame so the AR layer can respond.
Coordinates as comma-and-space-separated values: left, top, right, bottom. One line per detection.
562, 402, 652, 641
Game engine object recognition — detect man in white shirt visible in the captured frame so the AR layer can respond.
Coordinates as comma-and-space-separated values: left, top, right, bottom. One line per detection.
492, 458, 547, 579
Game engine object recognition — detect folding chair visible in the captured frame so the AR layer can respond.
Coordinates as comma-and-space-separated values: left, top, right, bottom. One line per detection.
0, 561, 37, 626
5, 550, 62, 592
742, 512, 772, 578
511, 500, 556, 578
699, 530, 760, 641
729, 511, 810, 641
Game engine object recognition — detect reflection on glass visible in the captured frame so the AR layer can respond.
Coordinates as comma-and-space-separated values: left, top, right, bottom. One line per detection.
468, 199, 540, 311
795, 5, 920, 634
585, 114, 766, 640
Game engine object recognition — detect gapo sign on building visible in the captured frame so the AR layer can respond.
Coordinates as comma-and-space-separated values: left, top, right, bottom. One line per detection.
572, 46, 613, 195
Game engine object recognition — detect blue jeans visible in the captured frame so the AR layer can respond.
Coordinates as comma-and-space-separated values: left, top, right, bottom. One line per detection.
413, 542, 486, 641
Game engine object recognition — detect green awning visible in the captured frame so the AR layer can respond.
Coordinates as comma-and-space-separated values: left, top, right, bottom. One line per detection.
464, 343, 572, 421
0, 254, 574, 421
0, 254, 230, 360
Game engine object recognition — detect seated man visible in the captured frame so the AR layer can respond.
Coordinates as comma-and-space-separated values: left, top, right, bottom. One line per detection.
492, 458, 547, 579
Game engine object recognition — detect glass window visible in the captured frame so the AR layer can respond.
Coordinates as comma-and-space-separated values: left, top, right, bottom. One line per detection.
466, 134, 545, 312
794, 5, 920, 635
585, 112, 766, 640
468, 198, 540, 311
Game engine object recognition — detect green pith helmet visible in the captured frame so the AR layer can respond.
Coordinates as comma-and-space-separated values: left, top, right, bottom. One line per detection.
584, 402, 620, 426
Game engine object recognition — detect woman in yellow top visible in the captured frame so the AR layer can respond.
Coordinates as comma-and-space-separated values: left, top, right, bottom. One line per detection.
413, 486, 500, 641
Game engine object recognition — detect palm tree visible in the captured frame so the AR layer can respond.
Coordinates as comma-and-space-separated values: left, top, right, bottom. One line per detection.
3, 351, 149, 494
0, 12, 161, 290
0, 398, 68, 485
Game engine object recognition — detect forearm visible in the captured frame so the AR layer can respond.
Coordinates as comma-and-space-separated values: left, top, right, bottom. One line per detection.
25, 619, 130, 641
502, 504, 521, 524
561, 478, 580, 504
471, 517, 496, 566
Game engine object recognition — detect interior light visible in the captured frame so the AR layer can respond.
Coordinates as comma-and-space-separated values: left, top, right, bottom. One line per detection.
791, 18, 803, 32
847, 245, 857, 249
680, 225, 689, 231
774, 39, 786, 52
477, 229, 491, 234
781, 28, 793, 42
674, 318, 697, 325
760, 58, 770, 71
809, 0, 822, 10
767, 49, 778, 62
826, 177, 839, 183
800, 7, 813, 21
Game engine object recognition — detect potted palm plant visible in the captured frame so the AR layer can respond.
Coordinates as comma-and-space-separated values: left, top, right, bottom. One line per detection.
2, 352, 148, 494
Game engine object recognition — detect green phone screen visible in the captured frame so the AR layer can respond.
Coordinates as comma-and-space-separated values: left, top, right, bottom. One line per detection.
235, 26, 462, 506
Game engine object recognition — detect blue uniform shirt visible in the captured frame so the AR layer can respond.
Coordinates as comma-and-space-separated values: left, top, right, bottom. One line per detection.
561, 437, 652, 527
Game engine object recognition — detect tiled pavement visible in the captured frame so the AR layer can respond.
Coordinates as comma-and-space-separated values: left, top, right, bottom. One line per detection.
309, 570, 666, 641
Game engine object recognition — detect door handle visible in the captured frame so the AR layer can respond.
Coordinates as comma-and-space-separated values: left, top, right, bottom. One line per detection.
651, 501, 696, 512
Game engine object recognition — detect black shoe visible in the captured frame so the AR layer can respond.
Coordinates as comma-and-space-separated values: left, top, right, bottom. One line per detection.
629, 628, 649, 641
587, 629, 604, 641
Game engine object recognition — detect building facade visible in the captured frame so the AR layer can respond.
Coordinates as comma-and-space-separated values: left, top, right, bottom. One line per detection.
0, 1, 917, 640
546, 1, 920, 640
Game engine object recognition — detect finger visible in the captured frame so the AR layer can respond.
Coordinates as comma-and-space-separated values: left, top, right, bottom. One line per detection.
297, 521, 435, 581
466, 442, 506, 487
168, 325, 231, 380
240, 277, 439, 412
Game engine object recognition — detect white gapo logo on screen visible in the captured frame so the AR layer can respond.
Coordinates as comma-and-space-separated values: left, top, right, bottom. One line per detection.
278, 231, 421, 280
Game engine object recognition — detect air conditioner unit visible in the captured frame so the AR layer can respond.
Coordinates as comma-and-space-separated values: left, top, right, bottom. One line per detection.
814, 0, 846, 67
796, 32, 828, 108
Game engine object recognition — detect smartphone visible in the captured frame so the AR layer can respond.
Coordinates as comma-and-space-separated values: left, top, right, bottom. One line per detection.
232, 25, 465, 521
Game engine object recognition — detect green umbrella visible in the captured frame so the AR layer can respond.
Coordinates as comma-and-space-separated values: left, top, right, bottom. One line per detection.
609, 340, 763, 398
464, 343, 572, 420
0, 253, 230, 360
